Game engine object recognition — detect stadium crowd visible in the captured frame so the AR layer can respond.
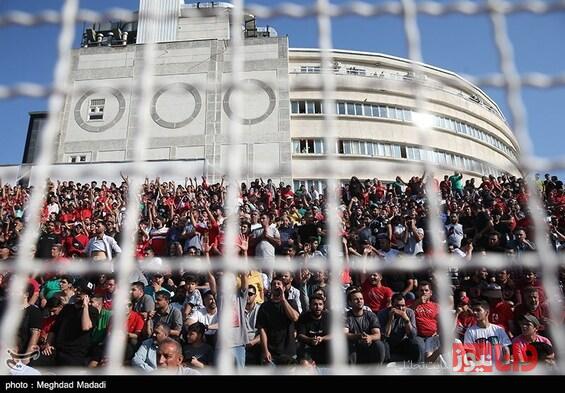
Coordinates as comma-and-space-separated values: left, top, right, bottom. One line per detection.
0, 171, 564, 373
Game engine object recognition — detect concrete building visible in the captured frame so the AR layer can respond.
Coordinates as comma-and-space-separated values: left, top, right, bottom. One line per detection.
23, 0, 520, 191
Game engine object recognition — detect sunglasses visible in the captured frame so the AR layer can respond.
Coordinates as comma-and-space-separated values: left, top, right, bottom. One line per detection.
248, 292, 256, 296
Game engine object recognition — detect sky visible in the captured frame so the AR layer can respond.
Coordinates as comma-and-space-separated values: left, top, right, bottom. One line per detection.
0, 0, 564, 176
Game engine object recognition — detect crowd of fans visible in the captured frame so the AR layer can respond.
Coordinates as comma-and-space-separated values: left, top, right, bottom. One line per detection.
0, 171, 564, 373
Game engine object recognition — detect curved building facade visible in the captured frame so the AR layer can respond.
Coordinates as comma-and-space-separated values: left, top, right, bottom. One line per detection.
288, 49, 520, 191
30, 1, 520, 190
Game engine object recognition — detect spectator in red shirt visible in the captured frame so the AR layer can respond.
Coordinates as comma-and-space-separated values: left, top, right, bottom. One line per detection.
412, 281, 440, 361
512, 287, 551, 339
126, 301, 145, 359
361, 272, 393, 313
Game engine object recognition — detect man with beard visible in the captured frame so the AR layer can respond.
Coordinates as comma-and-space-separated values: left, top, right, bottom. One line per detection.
256, 276, 300, 365
193, 291, 219, 348
297, 295, 330, 365
147, 291, 183, 339
361, 272, 393, 313
345, 289, 386, 364
378, 294, 423, 363
512, 287, 551, 338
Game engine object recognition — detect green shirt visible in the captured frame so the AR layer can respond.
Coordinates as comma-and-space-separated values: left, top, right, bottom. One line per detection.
91, 309, 112, 345
449, 174, 464, 191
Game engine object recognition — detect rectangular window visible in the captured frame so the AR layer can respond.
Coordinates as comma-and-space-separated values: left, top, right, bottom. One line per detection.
343, 141, 351, 155
354, 103, 363, 116
306, 101, 315, 114
384, 144, 392, 157
400, 145, 407, 159
300, 66, 321, 73
392, 145, 401, 158
403, 109, 412, 122
371, 105, 379, 117
293, 140, 300, 153
406, 147, 414, 160
366, 142, 374, 156
298, 139, 315, 154
70, 156, 77, 163
350, 141, 360, 155
394, 108, 403, 121
377, 143, 385, 157
379, 106, 389, 118
337, 102, 346, 115
291, 101, 299, 114
337, 140, 344, 154
314, 139, 324, 154
347, 103, 355, 116
315, 101, 322, 114
88, 98, 105, 121
298, 101, 306, 114
346, 67, 367, 76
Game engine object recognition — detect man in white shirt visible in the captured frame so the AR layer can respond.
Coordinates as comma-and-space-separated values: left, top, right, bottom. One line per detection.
445, 213, 464, 248
85, 221, 122, 261
464, 300, 511, 363
251, 214, 281, 258
403, 215, 424, 255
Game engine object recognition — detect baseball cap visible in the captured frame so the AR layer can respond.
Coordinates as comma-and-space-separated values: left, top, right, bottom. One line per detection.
74, 279, 95, 296
520, 314, 540, 328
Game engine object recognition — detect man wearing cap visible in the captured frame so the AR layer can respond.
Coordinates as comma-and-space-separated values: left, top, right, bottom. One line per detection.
85, 221, 121, 261
43, 279, 100, 367
511, 314, 553, 364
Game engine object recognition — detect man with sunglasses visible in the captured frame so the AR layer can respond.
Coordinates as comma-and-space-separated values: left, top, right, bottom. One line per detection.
244, 285, 262, 365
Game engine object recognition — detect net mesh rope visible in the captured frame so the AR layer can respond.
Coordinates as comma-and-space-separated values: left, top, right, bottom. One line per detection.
0, 0, 563, 375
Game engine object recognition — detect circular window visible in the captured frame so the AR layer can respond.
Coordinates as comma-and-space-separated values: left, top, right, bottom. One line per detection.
223, 79, 276, 125
74, 88, 126, 133
151, 83, 202, 129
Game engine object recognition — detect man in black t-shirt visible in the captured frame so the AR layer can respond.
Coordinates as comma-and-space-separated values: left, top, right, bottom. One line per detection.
296, 295, 330, 365
44, 279, 99, 367
17, 284, 42, 362
256, 277, 300, 365
35, 221, 60, 259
